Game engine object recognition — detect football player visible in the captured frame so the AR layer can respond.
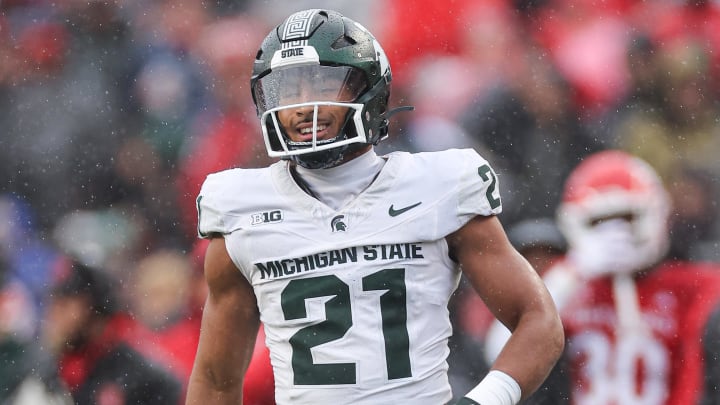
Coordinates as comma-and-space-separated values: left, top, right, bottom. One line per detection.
487, 150, 720, 404
186, 9, 563, 405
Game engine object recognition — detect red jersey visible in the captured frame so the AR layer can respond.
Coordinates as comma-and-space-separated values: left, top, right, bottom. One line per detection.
557, 260, 720, 405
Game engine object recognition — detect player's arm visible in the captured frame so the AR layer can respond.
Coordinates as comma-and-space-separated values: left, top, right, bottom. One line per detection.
447, 215, 564, 404
186, 237, 260, 405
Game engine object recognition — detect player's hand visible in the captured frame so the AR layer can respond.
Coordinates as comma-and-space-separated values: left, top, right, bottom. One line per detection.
567, 219, 645, 279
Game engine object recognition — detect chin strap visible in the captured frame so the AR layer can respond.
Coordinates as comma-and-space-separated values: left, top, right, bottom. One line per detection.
387, 105, 415, 118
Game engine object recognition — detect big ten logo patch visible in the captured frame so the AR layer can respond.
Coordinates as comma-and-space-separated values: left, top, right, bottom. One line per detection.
251, 210, 283, 225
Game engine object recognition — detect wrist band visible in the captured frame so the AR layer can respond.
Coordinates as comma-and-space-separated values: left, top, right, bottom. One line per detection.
461, 370, 521, 405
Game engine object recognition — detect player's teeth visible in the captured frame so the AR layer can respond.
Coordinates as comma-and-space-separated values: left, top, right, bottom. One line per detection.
300, 125, 327, 134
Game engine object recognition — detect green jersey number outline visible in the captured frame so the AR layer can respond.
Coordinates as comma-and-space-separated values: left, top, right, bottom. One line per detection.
281, 268, 411, 385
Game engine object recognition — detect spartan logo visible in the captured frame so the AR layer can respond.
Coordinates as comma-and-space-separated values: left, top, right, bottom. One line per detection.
331, 215, 347, 232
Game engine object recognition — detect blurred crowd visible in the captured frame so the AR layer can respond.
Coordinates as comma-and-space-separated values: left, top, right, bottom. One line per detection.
1, 0, 719, 403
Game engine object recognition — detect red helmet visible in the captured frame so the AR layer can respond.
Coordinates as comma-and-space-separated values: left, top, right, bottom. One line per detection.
557, 150, 671, 271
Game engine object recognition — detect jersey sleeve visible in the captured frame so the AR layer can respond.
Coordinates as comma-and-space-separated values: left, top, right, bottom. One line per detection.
196, 171, 241, 238
455, 148, 503, 223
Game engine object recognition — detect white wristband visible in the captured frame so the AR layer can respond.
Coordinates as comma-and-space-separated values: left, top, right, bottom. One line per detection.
464, 370, 521, 405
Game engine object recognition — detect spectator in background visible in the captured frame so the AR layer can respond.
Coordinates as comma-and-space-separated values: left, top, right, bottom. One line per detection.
130, 249, 194, 331
129, 249, 197, 382
599, 33, 720, 261
130, 0, 214, 167
0, 2, 142, 234
375, 0, 481, 89
109, 136, 188, 251
610, 38, 720, 181
0, 250, 71, 404
459, 47, 604, 227
665, 167, 720, 261
51, 208, 145, 285
102, 0, 218, 250
527, 0, 633, 118
42, 259, 182, 404
638, 0, 720, 86
487, 150, 720, 404
175, 14, 274, 240
0, 195, 59, 318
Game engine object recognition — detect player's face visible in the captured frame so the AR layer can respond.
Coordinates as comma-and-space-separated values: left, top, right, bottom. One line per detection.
253, 65, 367, 142
276, 100, 350, 142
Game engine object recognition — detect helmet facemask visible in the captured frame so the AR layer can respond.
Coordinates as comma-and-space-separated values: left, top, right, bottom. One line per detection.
253, 64, 371, 169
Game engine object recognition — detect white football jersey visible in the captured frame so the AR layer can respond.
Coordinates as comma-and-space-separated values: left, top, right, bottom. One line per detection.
197, 148, 502, 405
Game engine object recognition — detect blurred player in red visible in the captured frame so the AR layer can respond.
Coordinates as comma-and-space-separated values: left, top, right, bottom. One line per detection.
486, 150, 720, 404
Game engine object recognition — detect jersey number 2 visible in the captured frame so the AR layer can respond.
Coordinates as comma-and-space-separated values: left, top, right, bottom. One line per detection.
281, 268, 411, 385
478, 164, 501, 209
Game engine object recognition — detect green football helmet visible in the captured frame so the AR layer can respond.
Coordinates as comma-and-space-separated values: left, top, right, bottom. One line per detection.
251, 9, 393, 169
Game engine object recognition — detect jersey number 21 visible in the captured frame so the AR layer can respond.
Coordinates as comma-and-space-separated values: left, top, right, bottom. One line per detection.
281, 268, 410, 385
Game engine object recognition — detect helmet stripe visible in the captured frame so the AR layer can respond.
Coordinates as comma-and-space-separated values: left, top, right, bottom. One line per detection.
281, 9, 320, 48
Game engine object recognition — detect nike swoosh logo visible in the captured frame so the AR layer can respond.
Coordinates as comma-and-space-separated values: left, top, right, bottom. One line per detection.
388, 202, 422, 217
